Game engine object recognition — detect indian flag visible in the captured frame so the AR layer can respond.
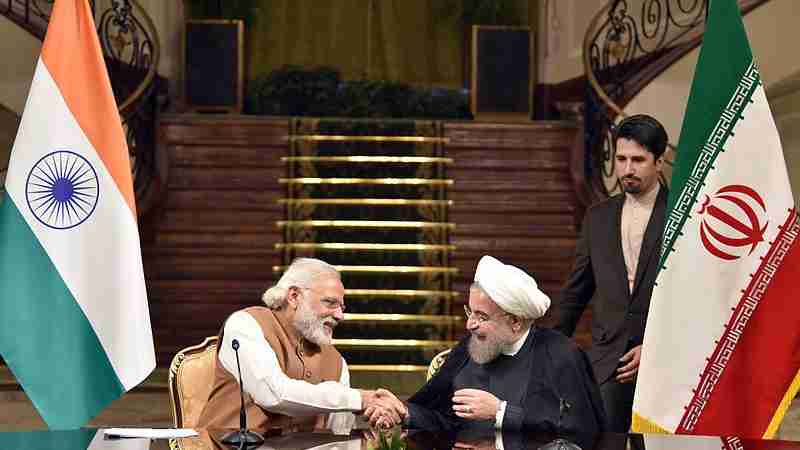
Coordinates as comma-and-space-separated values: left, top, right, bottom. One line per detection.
632, 0, 800, 438
0, 0, 155, 429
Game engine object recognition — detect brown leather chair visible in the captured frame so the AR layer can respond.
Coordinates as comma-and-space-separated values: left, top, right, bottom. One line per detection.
168, 336, 219, 428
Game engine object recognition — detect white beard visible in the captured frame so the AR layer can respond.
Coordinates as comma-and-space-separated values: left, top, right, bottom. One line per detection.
293, 300, 337, 345
468, 331, 510, 364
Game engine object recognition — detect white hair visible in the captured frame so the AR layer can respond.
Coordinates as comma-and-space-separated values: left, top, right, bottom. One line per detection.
261, 258, 340, 309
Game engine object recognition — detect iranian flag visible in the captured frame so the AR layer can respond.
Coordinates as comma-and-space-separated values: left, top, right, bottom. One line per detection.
0, 0, 155, 429
631, 0, 800, 438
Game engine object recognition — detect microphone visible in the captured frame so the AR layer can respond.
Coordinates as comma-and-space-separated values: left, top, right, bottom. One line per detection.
221, 338, 265, 448
558, 398, 572, 426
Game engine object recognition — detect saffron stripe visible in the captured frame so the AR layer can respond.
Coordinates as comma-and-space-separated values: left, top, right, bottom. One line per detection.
40, 0, 136, 215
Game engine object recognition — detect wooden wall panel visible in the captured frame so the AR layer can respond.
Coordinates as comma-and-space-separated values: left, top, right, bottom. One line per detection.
444, 121, 591, 346
143, 116, 592, 365
144, 115, 288, 364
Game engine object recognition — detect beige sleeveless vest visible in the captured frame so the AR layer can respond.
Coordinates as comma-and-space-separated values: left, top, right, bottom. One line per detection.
196, 306, 344, 431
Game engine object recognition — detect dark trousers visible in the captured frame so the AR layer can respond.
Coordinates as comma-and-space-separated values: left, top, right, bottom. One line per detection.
600, 378, 636, 432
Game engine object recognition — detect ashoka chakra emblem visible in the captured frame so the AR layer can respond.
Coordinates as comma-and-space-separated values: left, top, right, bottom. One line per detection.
26, 150, 99, 230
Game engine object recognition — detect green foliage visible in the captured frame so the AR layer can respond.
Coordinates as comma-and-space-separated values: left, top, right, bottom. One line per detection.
245, 66, 341, 116
370, 429, 407, 450
245, 66, 472, 119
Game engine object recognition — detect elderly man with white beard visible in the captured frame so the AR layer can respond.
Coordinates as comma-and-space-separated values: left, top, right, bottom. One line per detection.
197, 258, 403, 434
369, 256, 606, 434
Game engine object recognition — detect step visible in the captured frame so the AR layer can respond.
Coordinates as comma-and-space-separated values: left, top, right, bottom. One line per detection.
276, 220, 455, 229
289, 135, 448, 143
278, 198, 453, 206
276, 243, 455, 252
342, 313, 462, 325
333, 339, 456, 350
281, 156, 453, 164
279, 177, 453, 186
344, 289, 458, 299
274, 265, 458, 274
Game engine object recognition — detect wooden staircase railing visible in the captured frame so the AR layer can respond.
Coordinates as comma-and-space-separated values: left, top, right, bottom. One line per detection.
0, 0, 165, 217
577, 0, 771, 204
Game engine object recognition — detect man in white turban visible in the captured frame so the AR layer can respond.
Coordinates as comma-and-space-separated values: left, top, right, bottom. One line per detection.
369, 256, 606, 435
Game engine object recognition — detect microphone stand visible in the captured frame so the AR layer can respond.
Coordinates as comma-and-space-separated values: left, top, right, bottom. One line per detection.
539, 344, 582, 450
538, 398, 581, 450
221, 339, 265, 449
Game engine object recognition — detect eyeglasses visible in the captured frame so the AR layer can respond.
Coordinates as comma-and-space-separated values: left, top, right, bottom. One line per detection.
297, 286, 346, 312
463, 305, 507, 325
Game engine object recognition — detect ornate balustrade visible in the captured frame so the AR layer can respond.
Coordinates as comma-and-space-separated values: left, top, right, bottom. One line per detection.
581, 0, 769, 201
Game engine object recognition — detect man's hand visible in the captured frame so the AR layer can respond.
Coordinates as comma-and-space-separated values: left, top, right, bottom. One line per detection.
616, 345, 642, 383
360, 388, 407, 429
452, 388, 501, 421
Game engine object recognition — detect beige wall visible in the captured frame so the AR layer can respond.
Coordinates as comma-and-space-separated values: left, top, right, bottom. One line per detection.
770, 77, 800, 202
536, 0, 605, 84
130, 0, 184, 90
0, 15, 40, 114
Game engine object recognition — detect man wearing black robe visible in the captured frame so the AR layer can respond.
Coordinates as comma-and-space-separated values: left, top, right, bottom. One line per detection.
406, 324, 605, 434
368, 256, 606, 434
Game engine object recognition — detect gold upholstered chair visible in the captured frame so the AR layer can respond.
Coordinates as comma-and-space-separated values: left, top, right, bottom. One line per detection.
168, 336, 219, 428
426, 348, 452, 381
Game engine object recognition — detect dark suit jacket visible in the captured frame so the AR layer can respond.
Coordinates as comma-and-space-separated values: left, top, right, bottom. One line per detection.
555, 185, 668, 384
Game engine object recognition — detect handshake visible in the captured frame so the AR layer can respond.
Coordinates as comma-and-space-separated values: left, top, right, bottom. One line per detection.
358, 388, 408, 429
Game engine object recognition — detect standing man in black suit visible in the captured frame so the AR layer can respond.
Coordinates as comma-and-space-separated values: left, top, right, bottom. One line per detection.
555, 114, 669, 432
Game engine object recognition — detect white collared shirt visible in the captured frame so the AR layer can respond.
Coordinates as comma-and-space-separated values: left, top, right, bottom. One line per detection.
621, 182, 661, 293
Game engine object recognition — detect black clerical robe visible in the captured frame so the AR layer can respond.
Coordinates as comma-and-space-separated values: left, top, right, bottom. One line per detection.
407, 328, 606, 434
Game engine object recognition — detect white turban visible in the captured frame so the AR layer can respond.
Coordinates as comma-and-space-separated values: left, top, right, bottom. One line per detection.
473, 255, 551, 319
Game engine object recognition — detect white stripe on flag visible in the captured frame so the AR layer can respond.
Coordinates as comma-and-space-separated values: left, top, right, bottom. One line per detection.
642, 434, 731, 450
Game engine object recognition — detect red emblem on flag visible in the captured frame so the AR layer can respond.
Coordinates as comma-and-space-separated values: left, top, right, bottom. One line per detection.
697, 185, 768, 261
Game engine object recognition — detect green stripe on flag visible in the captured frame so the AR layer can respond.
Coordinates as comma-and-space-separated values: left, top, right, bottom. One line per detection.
0, 195, 124, 429
661, 0, 759, 268
0, 429, 96, 449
